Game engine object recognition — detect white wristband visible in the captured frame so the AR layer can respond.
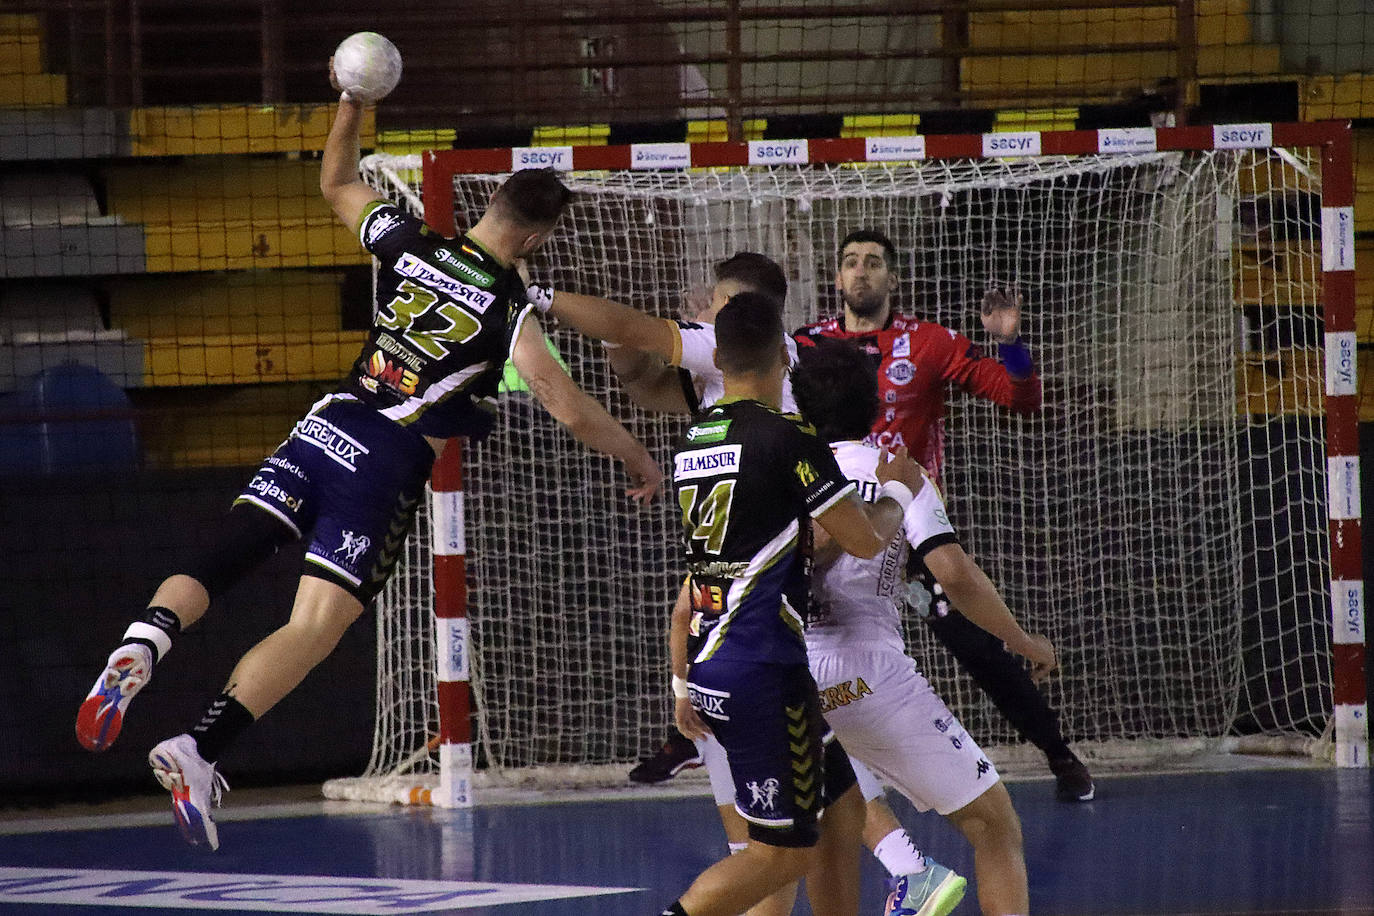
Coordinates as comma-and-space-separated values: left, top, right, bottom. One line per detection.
671, 675, 690, 699
878, 480, 915, 513
601, 339, 622, 350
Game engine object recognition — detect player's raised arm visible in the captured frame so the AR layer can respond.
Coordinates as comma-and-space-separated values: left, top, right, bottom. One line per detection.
922, 544, 1058, 681
320, 62, 386, 232
511, 316, 662, 505
540, 286, 680, 359
948, 286, 1042, 413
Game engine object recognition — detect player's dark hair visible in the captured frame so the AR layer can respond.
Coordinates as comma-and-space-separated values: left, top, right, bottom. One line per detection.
839, 228, 898, 270
492, 168, 574, 229
714, 251, 788, 305
714, 291, 785, 375
792, 339, 878, 442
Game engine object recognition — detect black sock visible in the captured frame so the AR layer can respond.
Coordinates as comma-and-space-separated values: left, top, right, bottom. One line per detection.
121, 606, 184, 664
190, 692, 254, 763
660, 903, 690, 916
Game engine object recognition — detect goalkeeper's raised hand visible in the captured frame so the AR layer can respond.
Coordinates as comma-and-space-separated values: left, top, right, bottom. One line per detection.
980, 287, 1023, 344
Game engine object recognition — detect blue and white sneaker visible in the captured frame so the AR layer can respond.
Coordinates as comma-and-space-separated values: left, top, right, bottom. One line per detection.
884, 858, 967, 916
76, 644, 153, 752
149, 734, 229, 850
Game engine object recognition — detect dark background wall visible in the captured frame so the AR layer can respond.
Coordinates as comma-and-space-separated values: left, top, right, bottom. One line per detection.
0, 467, 375, 804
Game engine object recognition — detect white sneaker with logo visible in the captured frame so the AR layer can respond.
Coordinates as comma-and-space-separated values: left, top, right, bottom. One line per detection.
148, 734, 229, 851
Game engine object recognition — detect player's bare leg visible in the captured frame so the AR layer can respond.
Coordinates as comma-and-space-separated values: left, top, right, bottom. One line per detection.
148, 574, 211, 628
717, 804, 797, 916
945, 782, 1028, 916
676, 841, 813, 916
222, 576, 364, 718
803, 783, 864, 916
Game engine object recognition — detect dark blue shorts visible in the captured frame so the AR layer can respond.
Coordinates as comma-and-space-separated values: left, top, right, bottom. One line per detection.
233, 396, 435, 603
688, 658, 856, 847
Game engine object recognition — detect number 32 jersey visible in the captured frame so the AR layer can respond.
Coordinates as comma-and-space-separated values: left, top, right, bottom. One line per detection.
346, 201, 535, 440
674, 398, 854, 667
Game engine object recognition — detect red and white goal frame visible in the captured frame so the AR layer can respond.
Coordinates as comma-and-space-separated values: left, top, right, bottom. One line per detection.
358, 120, 1368, 809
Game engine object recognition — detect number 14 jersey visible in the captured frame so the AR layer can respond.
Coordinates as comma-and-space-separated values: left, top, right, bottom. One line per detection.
674, 398, 854, 667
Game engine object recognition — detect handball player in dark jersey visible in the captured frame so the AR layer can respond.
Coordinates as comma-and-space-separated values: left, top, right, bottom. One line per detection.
74, 61, 661, 850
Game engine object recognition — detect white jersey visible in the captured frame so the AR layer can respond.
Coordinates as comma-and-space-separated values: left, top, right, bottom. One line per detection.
670, 319, 799, 412
805, 440, 957, 654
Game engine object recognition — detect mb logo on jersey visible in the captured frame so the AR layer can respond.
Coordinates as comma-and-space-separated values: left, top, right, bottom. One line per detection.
366, 349, 420, 396
746, 778, 780, 811
794, 459, 819, 487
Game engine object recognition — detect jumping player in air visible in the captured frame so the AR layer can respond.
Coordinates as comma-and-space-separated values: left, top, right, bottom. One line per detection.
659, 292, 923, 916
74, 63, 661, 851
794, 228, 1094, 803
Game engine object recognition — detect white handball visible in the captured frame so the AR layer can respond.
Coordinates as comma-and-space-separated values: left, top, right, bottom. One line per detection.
332, 32, 402, 103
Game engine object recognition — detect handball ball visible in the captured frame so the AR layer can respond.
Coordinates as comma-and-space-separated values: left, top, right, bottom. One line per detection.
333, 32, 402, 103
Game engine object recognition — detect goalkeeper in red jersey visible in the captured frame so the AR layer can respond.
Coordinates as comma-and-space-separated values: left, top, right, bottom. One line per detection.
794, 228, 1095, 803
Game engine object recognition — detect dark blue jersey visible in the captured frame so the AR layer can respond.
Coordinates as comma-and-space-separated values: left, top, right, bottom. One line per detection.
344, 201, 535, 440
674, 398, 855, 666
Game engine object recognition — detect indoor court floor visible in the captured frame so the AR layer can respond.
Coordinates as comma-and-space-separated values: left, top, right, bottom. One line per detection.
0, 762, 1370, 915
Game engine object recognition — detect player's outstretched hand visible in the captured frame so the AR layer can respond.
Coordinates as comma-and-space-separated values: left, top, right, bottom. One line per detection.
874, 445, 923, 497
675, 696, 711, 741
1018, 633, 1058, 682
624, 448, 664, 506
980, 287, 1023, 344
327, 58, 362, 107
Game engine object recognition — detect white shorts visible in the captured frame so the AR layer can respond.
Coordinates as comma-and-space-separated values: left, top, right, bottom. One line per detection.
809, 644, 999, 815
697, 732, 885, 807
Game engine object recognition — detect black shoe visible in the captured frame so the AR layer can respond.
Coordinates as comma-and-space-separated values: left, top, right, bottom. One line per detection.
1049, 753, 1095, 802
628, 734, 703, 784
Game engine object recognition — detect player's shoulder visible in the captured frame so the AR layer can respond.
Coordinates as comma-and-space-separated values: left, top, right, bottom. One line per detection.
359, 200, 425, 247
793, 316, 842, 340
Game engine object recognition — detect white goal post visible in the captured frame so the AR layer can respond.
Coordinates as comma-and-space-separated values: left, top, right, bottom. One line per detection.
324, 123, 1367, 807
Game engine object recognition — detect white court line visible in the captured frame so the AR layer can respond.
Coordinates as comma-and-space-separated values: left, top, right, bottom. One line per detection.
0, 867, 639, 913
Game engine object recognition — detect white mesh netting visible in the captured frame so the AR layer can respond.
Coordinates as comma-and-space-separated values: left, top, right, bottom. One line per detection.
326, 148, 1333, 802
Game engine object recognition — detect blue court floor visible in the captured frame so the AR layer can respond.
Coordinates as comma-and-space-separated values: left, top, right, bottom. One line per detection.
0, 765, 1370, 915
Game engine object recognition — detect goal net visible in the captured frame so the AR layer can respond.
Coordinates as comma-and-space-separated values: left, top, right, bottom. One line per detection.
326, 133, 1352, 803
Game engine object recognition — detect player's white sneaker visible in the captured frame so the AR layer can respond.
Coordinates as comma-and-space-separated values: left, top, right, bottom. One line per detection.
148, 734, 229, 851
76, 644, 153, 752
884, 858, 967, 916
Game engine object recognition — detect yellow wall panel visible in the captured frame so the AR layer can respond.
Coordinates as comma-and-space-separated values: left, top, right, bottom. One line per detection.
127, 105, 375, 157
108, 273, 345, 338
1237, 350, 1323, 417
0, 32, 42, 76
1302, 75, 1374, 121
142, 331, 365, 387
0, 72, 65, 106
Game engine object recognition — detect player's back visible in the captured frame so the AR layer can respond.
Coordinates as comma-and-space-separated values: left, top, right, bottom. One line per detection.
674, 399, 851, 666
806, 440, 908, 653
343, 202, 533, 441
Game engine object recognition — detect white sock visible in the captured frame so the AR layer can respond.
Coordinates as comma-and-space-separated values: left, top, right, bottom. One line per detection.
872, 828, 926, 876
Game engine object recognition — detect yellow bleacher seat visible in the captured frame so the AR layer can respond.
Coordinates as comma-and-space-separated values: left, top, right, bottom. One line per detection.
1234, 243, 1322, 307
127, 105, 375, 157
108, 272, 346, 339
104, 159, 368, 272
1302, 74, 1374, 122
142, 330, 366, 388
1237, 349, 1323, 416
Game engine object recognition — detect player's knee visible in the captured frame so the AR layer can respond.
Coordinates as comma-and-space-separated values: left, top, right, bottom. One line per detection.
951, 786, 1022, 854
752, 842, 814, 881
